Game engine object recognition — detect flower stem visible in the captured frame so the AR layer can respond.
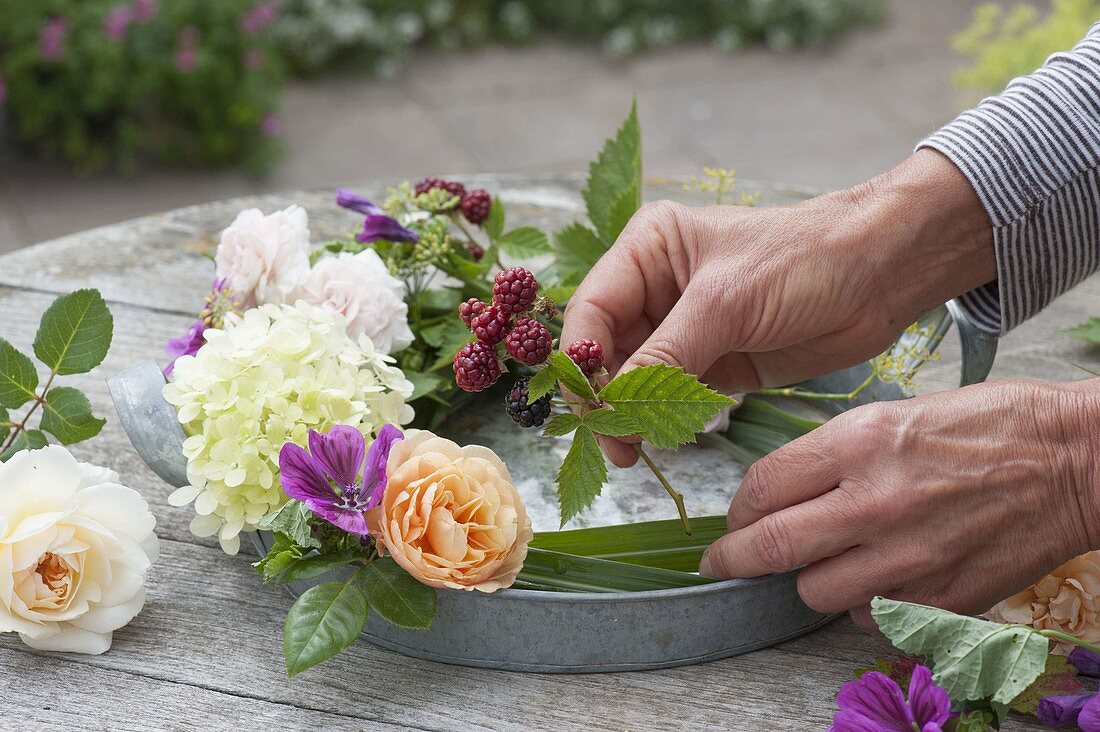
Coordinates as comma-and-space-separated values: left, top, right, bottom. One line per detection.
636, 446, 692, 536
754, 371, 877, 402
1038, 629, 1100, 656
0, 370, 56, 456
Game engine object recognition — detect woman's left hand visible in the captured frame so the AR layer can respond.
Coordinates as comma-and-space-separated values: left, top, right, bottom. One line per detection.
701, 378, 1100, 626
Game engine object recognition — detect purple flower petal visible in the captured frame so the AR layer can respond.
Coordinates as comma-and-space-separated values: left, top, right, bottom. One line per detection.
336, 188, 383, 217
1080, 694, 1100, 732
1070, 647, 1100, 678
163, 319, 207, 376
834, 672, 915, 732
908, 665, 951, 728
363, 424, 403, 508
279, 442, 337, 506
308, 426, 366, 491
357, 214, 420, 244
1038, 693, 1093, 727
325, 508, 370, 536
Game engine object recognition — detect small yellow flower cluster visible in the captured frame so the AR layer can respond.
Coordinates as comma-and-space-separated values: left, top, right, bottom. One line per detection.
164, 301, 415, 554
871, 322, 942, 393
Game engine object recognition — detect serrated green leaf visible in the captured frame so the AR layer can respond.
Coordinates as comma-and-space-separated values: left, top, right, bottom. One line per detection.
495, 227, 552, 258
556, 425, 607, 526
553, 222, 604, 282
526, 365, 558, 401
605, 182, 640, 244
283, 579, 368, 677
870, 597, 1049, 705
0, 429, 48, 462
406, 372, 446, 401
275, 549, 360, 585
485, 195, 505, 241
253, 532, 305, 582
259, 500, 320, 549
546, 350, 596, 403
543, 412, 582, 437
428, 320, 475, 371
0, 338, 39, 409
357, 558, 436, 629
33, 289, 114, 376
582, 409, 640, 437
598, 365, 734, 449
39, 387, 105, 444
1066, 317, 1100, 344
584, 101, 641, 245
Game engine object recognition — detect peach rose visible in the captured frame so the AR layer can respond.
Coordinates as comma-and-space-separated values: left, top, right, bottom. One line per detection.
366, 430, 531, 592
986, 551, 1100, 654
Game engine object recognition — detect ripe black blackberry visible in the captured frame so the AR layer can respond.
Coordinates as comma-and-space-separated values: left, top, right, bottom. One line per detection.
460, 189, 492, 225
492, 267, 538, 314
414, 177, 466, 198
453, 342, 501, 392
505, 377, 552, 428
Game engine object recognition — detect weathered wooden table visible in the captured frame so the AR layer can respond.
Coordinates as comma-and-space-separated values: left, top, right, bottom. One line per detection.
2, 176, 1095, 731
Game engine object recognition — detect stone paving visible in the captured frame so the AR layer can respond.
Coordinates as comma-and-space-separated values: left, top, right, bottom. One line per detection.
0, 0, 1004, 253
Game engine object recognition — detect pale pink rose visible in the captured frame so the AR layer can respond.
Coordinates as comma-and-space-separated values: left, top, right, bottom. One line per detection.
214, 206, 311, 308
986, 551, 1100, 654
366, 431, 532, 593
296, 250, 413, 354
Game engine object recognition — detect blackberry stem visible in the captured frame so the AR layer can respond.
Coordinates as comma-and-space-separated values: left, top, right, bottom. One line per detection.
636, 446, 693, 536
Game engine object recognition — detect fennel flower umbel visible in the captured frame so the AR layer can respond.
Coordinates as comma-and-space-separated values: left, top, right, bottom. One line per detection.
164, 301, 414, 554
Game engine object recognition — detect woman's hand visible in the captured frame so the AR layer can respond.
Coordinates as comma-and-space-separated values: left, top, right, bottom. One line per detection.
701, 378, 1100, 626
561, 150, 994, 467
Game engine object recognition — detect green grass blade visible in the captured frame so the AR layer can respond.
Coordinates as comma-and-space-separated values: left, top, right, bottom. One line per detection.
531, 516, 727, 571
518, 548, 714, 593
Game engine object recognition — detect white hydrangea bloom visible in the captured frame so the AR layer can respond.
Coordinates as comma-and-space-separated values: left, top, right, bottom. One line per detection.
163, 301, 415, 554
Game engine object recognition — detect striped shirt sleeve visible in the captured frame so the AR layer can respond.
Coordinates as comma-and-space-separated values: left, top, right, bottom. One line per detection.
918, 21, 1100, 335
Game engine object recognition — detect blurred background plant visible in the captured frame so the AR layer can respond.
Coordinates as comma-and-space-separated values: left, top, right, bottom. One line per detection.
0, 0, 283, 173
952, 0, 1099, 99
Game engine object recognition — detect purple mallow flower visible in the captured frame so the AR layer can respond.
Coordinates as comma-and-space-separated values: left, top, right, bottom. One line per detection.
1038, 649, 1100, 730
829, 664, 951, 732
279, 424, 403, 536
104, 5, 134, 41
163, 319, 206, 377
336, 189, 420, 244
39, 17, 70, 61
238, 2, 278, 36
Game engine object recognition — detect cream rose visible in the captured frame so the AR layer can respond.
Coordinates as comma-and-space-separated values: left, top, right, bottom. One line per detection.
0, 446, 158, 654
986, 550, 1100, 654
295, 249, 414, 354
366, 430, 531, 592
214, 205, 311, 308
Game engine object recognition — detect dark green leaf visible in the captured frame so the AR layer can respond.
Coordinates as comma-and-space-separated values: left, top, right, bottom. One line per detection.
530, 515, 728, 571
582, 409, 640, 437
39, 387, 105, 444
253, 532, 305, 582
519, 548, 713, 592
357, 558, 436, 629
283, 580, 369, 677
553, 222, 604, 282
0, 405, 9, 445
0, 338, 39, 409
546, 350, 596, 403
543, 412, 582, 437
276, 549, 360, 584
526, 364, 558, 401
428, 321, 475, 371
406, 372, 446, 401
1066, 317, 1100, 344
598, 365, 735, 449
556, 425, 607, 526
496, 227, 552, 258
417, 287, 464, 312
584, 101, 641, 245
0, 429, 48, 462
33, 289, 114, 375
259, 501, 320, 550
485, 195, 505, 241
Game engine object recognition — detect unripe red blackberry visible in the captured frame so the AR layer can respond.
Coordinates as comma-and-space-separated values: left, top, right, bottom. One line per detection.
566, 339, 604, 375
492, 267, 538, 314
453, 342, 501, 392
469, 304, 511, 345
466, 242, 485, 262
460, 189, 492, 225
505, 377, 553, 429
414, 177, 466, 198
458, 297, 485, 327
505, 317, 552, 366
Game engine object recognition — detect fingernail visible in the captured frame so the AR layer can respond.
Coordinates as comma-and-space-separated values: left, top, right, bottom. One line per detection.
699, 548, 714, 578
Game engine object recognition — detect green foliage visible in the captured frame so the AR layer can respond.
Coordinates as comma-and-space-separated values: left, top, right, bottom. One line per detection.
357, 558, 436, 629
283, 578, 369, 677
953, 0, 1099, 98
1009, 653, 1083, 716
1067, 316, 1100, 344
870, 597, 1050, 705
40, 387, 105, 444
0, 0, 283, 172
253, 532, 307, 582
33, 289, 113, 375
583, 100, 642, 247
598, 365, 735, 450
0, 338, 39, 409
495, 226, 552, 258
259, 501, 321, 550
518, 547, 714, 592
540, 350, 597, 402
484, 195, 505, 241
553, 222, 605, 285
555, 424, 606, 526
0, 429, 47, 462
0, 405, 8, 444
582, 409, 641, 437
530, 515, 728, 571
543, 412, 582, 437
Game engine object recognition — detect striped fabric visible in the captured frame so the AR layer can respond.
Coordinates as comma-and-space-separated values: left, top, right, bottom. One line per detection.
918, 21, 1100, 335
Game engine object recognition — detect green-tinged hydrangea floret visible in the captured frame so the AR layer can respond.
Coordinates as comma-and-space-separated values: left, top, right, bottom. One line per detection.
163, 301, 414, 555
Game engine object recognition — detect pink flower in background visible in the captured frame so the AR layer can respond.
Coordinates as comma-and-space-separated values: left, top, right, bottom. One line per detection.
131, 0, 157, 23
0, 74, 6, 107
244, 49, 265, 71
260, 114, 281, 137
238, 2, 278, 36
104, 5, 134, 41
38, 17, 70, 62
174, 26, 200, 72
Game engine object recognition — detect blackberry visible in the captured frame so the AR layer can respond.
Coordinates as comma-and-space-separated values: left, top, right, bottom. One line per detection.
453, 342, 501, 392
414, 177, 466, 198
469, 304, 511, 345
504, 317, 552, 366
458, 297, 485, 327
492, 267, 538, 314
505, 377, 553, 428
466, 242, 485, 261
460, 189, 492, 225
566, 339, 605, 376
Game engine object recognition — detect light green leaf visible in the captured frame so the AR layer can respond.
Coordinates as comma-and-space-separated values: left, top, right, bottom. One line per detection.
953, 710, 996, 732
485, 195, 505, 241
0, 429, 48, 462
582, 409, 640, 437
275, 549, 360, 585
33, 289, 114, 375
259, 500, 320, 550
417, 287, 464, 312
357, 558, 436, 629
598, 365, 735, 449
1009, 653, 1083, 716
0, 338, 39, 409
1066, 317, 1100, 344
526, 364, 558, 401
546, 350, 596, 403
0, 405, 9, 445
543, 412, 582, 437
870, 597, 1049, 704
283, 579, 369, 677
541, 285, 577, 304
406, 372, 446, 401
553, 222, 604, 282
253, 532, 305, 582
39, 387, 105, 444
495, 227, 552, 258
605, 182, 640, 244
556, 425, 607, 526
584, 101, 641, 245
